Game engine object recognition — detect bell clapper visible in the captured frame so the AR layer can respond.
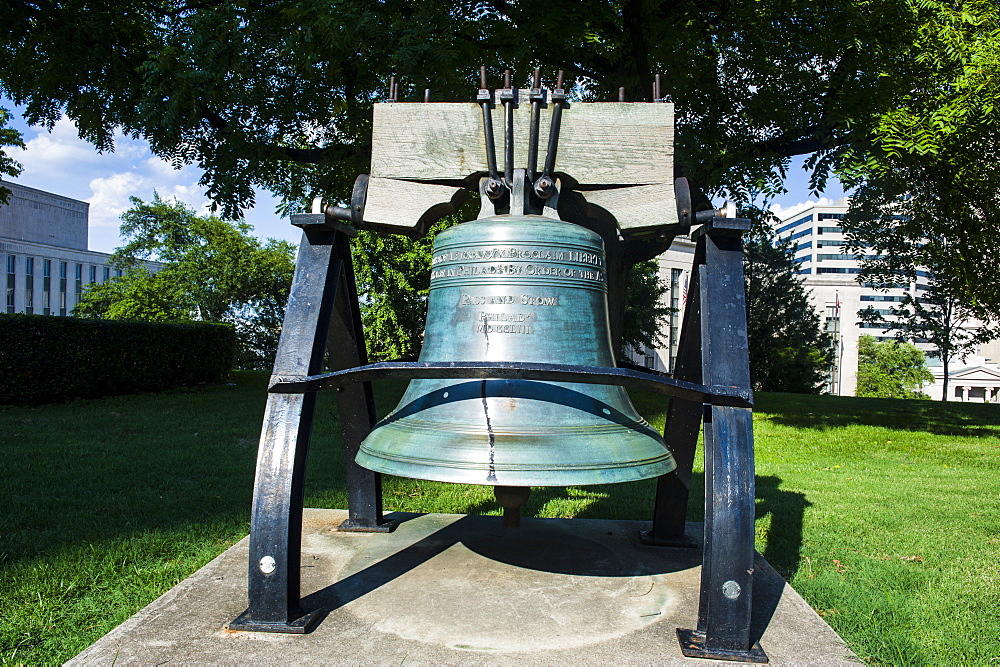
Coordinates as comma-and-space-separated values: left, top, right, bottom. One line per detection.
494, 486, 531, 528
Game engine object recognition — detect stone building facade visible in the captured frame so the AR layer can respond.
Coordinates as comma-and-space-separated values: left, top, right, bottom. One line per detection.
1, 180, 157, 315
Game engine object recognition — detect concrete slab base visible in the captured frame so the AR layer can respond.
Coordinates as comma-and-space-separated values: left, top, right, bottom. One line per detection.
71, 509, 857, 665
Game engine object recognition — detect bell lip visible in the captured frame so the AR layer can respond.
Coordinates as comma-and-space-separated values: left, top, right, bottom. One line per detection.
356, 442, 677, 487
355, 448, 676, 487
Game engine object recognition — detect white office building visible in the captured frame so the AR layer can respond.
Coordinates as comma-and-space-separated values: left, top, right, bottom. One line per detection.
774, 198, 1000, 401
1, 180, 157, 316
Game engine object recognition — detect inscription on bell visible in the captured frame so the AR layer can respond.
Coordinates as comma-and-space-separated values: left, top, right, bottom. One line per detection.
475, 323, 534, 334
478, 311, 534, 322
430, 263, 604, 281
431, 246, 604, 267
459, 293, 560, 307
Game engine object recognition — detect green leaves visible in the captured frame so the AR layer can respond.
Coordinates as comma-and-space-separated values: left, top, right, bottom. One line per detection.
0, 108, 24, 204
856, 335, 934, 399
621, 260, 672, 355
74, 195, 296, 369
0, 0, 968, 212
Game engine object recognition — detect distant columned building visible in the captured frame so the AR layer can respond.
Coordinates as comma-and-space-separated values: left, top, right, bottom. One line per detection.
774, 198, 1000, 401
0, 180, 156, 316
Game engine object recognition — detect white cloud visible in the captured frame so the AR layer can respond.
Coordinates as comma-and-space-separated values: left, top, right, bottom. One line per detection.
6, 102, 317, 251
87, 172, 148, 227
17, 118, 105, 179
769, 197, 837, 220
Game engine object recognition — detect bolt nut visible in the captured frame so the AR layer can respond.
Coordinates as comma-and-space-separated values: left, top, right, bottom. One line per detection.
534, 177, 555, 200
485, 178, 506, 200
259, 555, 277, 575
722, 580, 741, 599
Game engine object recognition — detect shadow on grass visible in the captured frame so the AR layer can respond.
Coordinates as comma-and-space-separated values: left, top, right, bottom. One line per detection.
755, 475, 810, 580
757, 392, 1000, 438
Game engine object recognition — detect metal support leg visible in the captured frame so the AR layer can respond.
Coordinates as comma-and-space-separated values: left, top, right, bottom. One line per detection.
328, 233, 394, 533
643, 240, 705, 547
676, 218, 767, 662
230, 216, 355, 633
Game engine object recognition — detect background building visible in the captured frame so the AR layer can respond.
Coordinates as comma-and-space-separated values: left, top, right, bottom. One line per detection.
774, 199, 999, 401
1, 179, 157, 315
626, 236, 694, 373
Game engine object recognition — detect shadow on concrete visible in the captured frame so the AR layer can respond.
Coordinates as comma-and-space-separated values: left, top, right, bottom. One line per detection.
302, 512, 702, 613
301, 473, 807, 649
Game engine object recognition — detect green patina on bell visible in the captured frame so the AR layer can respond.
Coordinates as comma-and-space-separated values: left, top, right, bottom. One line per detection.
356, 214, 676, 487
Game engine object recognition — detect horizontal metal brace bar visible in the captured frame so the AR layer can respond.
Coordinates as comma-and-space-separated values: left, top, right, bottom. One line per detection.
269, 361, 753, 408
289, 212, 358, 238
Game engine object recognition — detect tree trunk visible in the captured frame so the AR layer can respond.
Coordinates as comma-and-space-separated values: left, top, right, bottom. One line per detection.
941, 351, 950, 402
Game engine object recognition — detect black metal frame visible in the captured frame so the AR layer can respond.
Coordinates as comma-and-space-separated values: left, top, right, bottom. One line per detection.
230, 213, 765, 661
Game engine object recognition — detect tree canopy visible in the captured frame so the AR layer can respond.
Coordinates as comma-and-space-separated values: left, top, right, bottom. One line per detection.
5, 0, 1000, 368
621, 260, 672, 356
74, 195, 296, 368
3, 0, 996, 211
855, 334, 934, 399
838, 0, 1000, 314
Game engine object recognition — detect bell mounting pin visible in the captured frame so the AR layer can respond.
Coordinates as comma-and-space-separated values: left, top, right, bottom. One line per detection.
534, 69, 566, 200
477, 66, 506, 200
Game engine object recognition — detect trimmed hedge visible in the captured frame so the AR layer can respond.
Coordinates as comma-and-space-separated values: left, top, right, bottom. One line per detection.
0, 314, 235, 404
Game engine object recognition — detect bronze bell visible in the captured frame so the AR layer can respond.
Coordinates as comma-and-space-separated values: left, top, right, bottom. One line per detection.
356, 213, 676, 489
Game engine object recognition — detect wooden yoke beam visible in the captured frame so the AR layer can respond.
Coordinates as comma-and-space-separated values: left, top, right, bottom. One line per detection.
360, 100, 678, 236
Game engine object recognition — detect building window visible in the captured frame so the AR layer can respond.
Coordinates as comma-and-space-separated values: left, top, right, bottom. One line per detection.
817, 267, 862, 274
115, 268, 122, 278
816, 226, 842, 234
89, 265, 97, 283
59, 261, 67, 315
818, 213, 845, 220
817, 253, 861, 261
776, 214, 813, 235
668, 268, 683, 374
861, 295, 906, 302
103, 266, 110, 282
24, 257, 34, 314
788, 228, 812, 241
75, 263, 83, 304
5, 255, 14, 314
42, 259, 51, 315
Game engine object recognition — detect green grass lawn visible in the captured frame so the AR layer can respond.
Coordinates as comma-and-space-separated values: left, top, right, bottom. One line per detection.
1, 372, 998, 663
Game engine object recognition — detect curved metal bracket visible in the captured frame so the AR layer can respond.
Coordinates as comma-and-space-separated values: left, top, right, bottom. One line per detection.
268, 360, 753, 408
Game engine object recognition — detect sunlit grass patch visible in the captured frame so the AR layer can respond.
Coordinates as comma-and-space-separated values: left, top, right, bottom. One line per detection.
1, 376, 997, 662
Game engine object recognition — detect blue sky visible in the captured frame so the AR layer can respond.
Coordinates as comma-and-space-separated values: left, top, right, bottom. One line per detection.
2, 100, 847, 253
